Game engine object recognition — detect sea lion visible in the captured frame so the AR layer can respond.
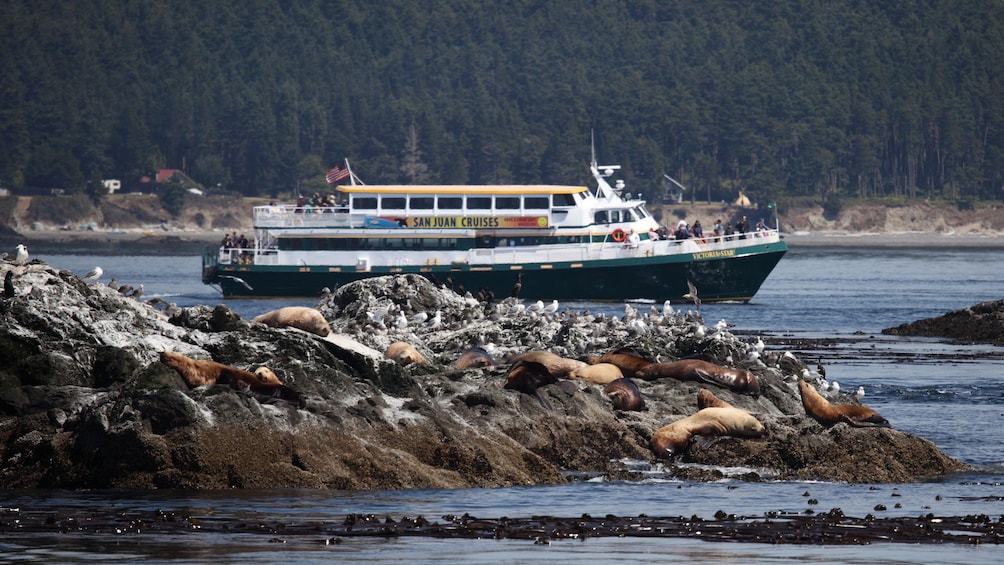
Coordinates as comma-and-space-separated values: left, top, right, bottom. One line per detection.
159, 351, 304, 407
504, 359, 558, 408
650, 407, 766, 459
634, 359, 761, 397
566, 362, 624, 384
507, 350, 586, 378
253, 306, 332, 337
385, 341, 427, 366
696, 387, 733, 409
594, 347, 653, 377
797, 379, 890, 428
454, 346, 497, 369
604, 378, 645, 411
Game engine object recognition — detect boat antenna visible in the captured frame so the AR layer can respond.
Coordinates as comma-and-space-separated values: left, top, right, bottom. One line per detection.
344, 158, 364, 186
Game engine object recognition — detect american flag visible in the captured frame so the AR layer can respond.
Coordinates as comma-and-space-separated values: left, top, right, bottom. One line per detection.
325, 164, 350, 184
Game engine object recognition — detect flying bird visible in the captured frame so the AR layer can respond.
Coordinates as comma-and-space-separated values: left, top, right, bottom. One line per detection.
218, 275, 253, 292
82, 266, 103, 283
683, 279, 700, 311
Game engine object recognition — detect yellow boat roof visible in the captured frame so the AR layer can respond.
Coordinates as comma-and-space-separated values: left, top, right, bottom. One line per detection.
335, 184, 587, 195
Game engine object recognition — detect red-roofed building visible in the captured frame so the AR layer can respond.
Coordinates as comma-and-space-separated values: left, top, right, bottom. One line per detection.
140, 168, 198, 185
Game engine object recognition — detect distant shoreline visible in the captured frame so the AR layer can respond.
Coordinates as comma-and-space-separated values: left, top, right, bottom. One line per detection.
6, 227, 1004, 256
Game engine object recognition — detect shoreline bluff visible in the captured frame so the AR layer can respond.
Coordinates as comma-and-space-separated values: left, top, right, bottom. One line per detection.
0, 263, 972, 489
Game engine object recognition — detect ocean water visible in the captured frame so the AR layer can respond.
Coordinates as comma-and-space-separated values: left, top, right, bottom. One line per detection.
4, 246, 1003, 563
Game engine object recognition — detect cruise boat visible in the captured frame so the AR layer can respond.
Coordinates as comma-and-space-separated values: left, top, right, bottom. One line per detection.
202, 156, 787, 302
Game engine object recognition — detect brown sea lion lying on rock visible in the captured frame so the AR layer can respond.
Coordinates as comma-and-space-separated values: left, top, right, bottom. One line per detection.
650, 406, 766, 459
566, 362, 624, 384
798, 379, 890, 428
504, 359, 561, 408
159, 351, 305, 407
589, 347, 653, 377
603, 378, 645, 411
507, 350, 585, 378
635, 359, 761, 397
253, 306, 332, 337
385, 341, 428, 366
453, 346, 497, 369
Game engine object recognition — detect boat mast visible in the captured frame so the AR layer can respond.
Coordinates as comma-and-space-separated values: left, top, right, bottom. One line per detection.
589, 131, 622, 202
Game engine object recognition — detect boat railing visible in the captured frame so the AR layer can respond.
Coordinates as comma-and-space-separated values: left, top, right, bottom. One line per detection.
467, 228, 781, 265
253, 204, 354, 228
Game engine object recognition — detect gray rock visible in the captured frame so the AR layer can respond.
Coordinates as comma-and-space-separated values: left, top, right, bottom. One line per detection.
0, 262, 972, 489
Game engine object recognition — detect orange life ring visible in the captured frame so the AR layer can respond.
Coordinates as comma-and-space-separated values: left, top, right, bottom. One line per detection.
611, 228, 626, 243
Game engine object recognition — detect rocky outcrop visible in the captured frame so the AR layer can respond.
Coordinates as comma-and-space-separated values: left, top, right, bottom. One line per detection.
882, 299, 1004, 344
0, 262, 970, 489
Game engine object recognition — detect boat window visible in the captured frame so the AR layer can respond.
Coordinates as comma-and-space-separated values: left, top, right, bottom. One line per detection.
633, 205, 649, 219
438, 196, 462, 209
524, 196, 549, 209
352, 197, 377, 210
410, 197, 434, 210
554, 193, 576, 206
627, 208, 640, 221
594, 210, 609, 223
495, 196, 520, 210
610, 210, 623, 223
467, 196, 491, 210
381, 197, 406, 210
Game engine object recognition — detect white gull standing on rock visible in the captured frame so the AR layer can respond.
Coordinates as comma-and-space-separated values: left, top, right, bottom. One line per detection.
14, 244, 28, 265
82, 266, 103, 283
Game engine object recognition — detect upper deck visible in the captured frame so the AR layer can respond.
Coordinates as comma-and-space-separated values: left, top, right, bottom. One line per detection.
252, 183, 641, 231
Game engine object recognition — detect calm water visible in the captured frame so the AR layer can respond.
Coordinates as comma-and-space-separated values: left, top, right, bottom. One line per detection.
4, 246, 1004, 563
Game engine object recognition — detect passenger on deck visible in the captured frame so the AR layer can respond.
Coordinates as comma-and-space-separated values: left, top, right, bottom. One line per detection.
713, 219, 723, 238
736, 215, 749, 239
692, 221, 705, 242
675, 221, 690, 240
755, 218, 768, 235
625, 229, 641, 249
648, 227, 659, 241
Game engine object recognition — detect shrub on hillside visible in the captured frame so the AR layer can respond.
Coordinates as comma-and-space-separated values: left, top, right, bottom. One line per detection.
25, 194, 94, 226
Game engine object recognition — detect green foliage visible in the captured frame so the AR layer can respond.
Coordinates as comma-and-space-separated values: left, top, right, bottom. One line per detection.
159, 186, 187, 218
1, 0, 1002, 202
25, 194, 94, 225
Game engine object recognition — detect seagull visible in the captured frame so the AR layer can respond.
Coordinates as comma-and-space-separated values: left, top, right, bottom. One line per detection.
829, 381, 840, 394
527, 300, 545, 314
855, 386, 865, 400
117, 284, 134, 296
129, 284, 144, 299
14, 244, 28, 265
541, 299, 559, 315
107, 277, 119, 291
395, 311, 408, 330
683, 279, 700, 311
218, 275, 253, 292
83, 266, 103, 283
409, 311, 429, 325
427, 310, 442, 329
662, 299, 674, 318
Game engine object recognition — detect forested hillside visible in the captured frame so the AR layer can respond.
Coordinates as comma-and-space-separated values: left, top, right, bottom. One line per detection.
2, 0, 1002, 206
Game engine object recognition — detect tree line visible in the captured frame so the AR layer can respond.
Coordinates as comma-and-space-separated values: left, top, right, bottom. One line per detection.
1, 0, 1002, 208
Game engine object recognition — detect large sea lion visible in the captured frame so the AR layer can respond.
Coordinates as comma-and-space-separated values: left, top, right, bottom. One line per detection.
507, 350, 586, 378
504, 359, 558, 408
604, 378, 645, 411
634, 359, 761, 397
253, 306, 332, 337
592, 347, 653, 377
454, 346, 497, 369
159, 351, 304, 407
385, 341, 428, 366
797, 379, 890, 428
567, 362, 624, 384
650, 407, 765, 459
